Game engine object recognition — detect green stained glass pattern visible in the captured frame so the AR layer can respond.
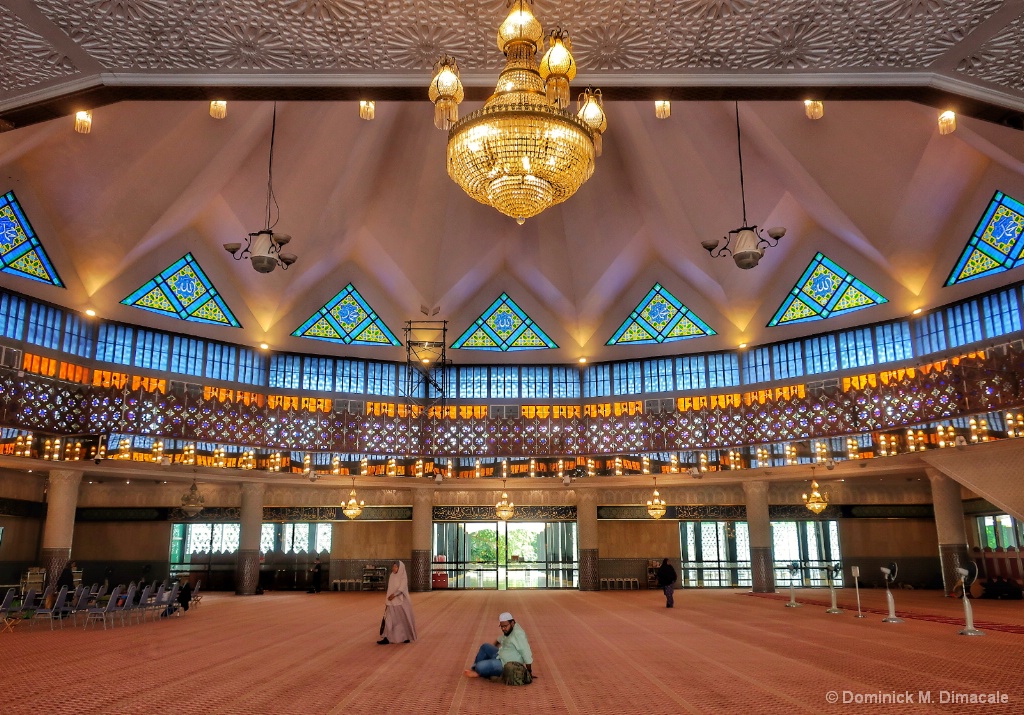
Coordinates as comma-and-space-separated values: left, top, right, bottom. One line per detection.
121, 253, 241, 327
607, 283, 715, 345
136, 287, 175, 313
306, 317, 342, 340
768, 253, 887, 327
292, 284, 400, 346
0, 191, 64, 287
354, 323, 391, 344
946, 192, 1024, 285
452, 293, 557, 351
191, 298, 230, 324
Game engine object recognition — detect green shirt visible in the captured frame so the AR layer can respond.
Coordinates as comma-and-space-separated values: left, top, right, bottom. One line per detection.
497, 624, 533, 666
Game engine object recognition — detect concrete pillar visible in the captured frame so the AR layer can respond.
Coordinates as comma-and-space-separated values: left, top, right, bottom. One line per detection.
927, 468, 969, 596
410, 488, 434, 592
576, 490, 599, 591
236, 482, 264, 595
42, 469, 82, 590
743, 480, 775, 593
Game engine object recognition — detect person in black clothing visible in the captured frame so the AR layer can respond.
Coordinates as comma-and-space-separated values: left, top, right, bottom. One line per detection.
308, 557, 322, 594
656, 558, 677, 608
57, 561, 76, 591
178, 579, 193, 612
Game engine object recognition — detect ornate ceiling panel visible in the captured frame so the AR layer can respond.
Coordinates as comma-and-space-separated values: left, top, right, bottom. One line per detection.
12, 0, 1014, 76
0, 3, 78, 93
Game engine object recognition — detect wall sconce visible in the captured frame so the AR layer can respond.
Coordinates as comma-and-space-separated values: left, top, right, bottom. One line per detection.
210, 100, 227, 119
359, 100, 375, 120
654, 100, 670, 119
803, 99, 824, 120
74, 110, 92, 134
938, 110, 956, 135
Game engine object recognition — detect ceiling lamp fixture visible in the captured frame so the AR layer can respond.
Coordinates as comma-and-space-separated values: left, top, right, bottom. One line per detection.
802, 469, 828, 515
495, 479, 515, 521
702, 103, 786, 269
74, 110, 92, 134
210, 100, 227, 120
938, 110, 957, 135
343, 478, 364, 520
646, 477, 667, 519
223, 103, 298, 273
180, 479, 205, 517
803, 99, 823, 120
430, 0, 606, 225
359, 100, 375, 121
655, 100, 671, 119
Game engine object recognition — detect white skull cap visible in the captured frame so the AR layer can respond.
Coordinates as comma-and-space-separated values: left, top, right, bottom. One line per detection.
499, 612, 514, 622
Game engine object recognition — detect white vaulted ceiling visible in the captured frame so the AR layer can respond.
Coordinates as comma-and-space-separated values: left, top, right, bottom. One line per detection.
1, 1, 1024, 364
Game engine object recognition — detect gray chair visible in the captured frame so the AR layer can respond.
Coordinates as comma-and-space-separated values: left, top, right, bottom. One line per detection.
68, 587, 92, 627
0, 588, 17, 633
32, 585, 69, 630
145, 585, 165, 621
114, 584, 136, 627
84, 586, 121, 630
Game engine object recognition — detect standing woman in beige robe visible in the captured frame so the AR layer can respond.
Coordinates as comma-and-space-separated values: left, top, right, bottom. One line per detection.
377, 561, 417, 644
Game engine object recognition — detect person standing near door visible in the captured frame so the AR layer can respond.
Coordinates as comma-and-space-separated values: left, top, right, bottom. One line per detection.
656, 558, 677, 608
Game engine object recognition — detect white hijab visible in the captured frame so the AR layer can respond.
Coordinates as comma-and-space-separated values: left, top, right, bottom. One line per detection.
386, 561, 409, 605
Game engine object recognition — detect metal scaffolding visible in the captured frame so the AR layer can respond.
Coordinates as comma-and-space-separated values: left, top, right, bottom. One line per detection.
403, 320, 449, 415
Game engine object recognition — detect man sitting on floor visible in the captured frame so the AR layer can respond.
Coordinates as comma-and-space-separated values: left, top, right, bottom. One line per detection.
464, 611, 534, 685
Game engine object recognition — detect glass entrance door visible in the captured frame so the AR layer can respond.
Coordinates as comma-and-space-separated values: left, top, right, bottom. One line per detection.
433, 521, 578, 589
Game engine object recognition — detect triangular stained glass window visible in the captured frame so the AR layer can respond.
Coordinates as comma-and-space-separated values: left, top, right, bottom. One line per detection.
0, 191, 64, 287
292, 284, 400, 346
452, 293, 556, 351
122, 253, 240, 327
607, 283, 715, 345
768, 253, 887, 327
945, 191, 1024, 286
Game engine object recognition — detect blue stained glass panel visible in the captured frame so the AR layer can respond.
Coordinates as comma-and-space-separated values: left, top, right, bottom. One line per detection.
946, 191, 1024, 286
607, 283, 715, 345
0, 191, 64, 287
768, 253, 887, 326
121, 253, 240, 327
452, 293, 556, 351
292, 284, 400, 346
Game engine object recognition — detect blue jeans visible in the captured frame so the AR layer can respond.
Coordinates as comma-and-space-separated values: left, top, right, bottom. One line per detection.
473, 643, 503, 677
663, 584, 674, 607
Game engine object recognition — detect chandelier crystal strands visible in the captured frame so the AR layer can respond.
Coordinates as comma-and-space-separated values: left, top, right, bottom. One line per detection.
429, 0, 607, 225
180, 479, 205, 517
223, 103, 298, 273
495, 479, 515, 521
702, 103, 786, 269
343, 478, 364, 520
647, 477, 667, 519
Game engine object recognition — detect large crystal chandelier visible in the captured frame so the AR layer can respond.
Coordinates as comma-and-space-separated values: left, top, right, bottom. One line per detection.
495, 479, 515, 521
646, 477, 666, 520
180, 479, 205, 517
429, 0, 607, 225
343, 478, 365, 520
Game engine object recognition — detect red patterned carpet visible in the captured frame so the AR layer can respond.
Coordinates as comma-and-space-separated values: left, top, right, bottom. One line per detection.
2, 588, 1022, 714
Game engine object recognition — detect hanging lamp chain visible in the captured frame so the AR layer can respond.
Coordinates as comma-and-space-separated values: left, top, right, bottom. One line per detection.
734, 102, 748, 227
265, 103, 280, 232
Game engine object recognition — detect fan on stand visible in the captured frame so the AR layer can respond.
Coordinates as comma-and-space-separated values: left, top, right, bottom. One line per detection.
824, 563, 843, 614
785, 562, 802, 608
956, 561, 985, 636
881, 562, 904, 623
851, 565, 866, 618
